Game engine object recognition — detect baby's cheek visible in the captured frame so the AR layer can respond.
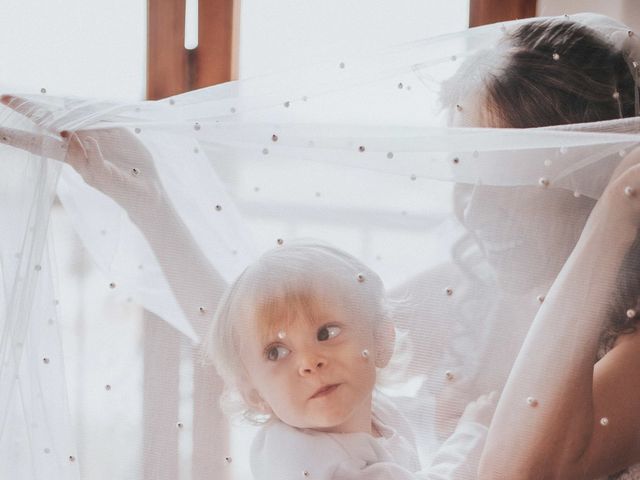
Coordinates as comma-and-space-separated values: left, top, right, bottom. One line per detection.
251, 366, 285, 400
269, 373, 300, 405
350, 353, 378, 386
270, 394, 308, 429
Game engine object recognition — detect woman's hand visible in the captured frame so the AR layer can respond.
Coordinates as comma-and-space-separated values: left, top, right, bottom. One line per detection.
0, 95, 166, 211
0, 94, 228, 341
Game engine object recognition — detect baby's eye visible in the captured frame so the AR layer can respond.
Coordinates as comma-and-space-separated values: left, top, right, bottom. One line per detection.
317, 325, 342, 342
266, 345, 290, 362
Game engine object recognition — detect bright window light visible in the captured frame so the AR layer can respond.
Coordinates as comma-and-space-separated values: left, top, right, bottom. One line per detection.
185, 0, 199, 50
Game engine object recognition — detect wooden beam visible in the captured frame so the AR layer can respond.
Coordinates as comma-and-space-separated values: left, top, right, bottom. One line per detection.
147, 0, 189, 100
192, 356, 230, 480
469, 0, 537, 27
146, 3, 235, 479
147, 0, 238, 100
194, 0, 236, 90
143, 313, 180, 480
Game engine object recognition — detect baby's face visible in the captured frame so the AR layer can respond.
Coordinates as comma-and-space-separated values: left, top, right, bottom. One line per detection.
240, 297, 379, 434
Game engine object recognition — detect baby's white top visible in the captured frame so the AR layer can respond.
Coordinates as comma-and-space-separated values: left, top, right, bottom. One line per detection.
250, 391, 487, 479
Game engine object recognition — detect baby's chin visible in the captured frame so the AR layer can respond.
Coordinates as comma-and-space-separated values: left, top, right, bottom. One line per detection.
276, 406, 354, 432
280, 413, 349, 432
274, 388, 373, 432
291, 410, 370, 435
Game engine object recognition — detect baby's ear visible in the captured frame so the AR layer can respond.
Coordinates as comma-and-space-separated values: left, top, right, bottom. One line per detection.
240, 383, 273, 415
374, 317, 396, 368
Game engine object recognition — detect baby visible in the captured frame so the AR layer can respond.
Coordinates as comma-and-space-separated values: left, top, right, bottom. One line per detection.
205, 240, 493, 479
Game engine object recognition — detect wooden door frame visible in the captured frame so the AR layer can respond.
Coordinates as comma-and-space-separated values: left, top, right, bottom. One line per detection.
145, 2, 236, 479
470, 0, 537, 27
147, 0, 239, 100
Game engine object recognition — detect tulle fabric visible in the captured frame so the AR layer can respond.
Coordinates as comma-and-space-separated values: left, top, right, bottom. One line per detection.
1, 13, 640, 480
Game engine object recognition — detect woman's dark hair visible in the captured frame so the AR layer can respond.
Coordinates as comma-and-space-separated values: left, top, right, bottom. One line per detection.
485, 18, 640, 354
599, 233, 640, 358
486, 19, 638, 128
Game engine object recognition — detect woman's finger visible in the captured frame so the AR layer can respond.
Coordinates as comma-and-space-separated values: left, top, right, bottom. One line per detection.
0, 126, 66, 160
1, 95, 59, 131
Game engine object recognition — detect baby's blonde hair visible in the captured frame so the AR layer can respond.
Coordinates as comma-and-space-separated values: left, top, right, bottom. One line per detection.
202, 240, 394, 424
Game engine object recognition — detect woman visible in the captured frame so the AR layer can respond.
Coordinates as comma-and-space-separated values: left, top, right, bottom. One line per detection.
441, 14, 640, 479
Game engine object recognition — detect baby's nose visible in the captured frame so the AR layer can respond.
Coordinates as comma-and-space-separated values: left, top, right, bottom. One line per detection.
299, 356, 326, 376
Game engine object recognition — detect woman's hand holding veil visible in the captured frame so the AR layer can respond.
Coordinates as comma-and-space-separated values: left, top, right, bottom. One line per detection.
479, 147, 640, 480
0, 95, 166, 221
0, 94, 227, 338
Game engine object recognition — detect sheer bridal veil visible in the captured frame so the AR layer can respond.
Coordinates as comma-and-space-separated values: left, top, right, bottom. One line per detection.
1, 12, 640, 480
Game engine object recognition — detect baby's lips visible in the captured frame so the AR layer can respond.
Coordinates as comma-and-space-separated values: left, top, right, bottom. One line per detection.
0, 95, 14, 105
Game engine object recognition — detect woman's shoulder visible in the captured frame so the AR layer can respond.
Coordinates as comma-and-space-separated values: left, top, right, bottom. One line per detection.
599, 327, 640, 365
612, 327, 640, 349
587, 329, 640, 476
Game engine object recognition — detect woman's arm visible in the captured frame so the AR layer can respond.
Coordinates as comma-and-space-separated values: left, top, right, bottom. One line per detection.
478, 148, 640, 480
123, 192, 228, 335
0, 96, 228, 336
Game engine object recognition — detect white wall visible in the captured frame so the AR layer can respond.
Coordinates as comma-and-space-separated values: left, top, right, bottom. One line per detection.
238, 0, 469, 78
0, 0, 146, 100
1, 1, 634, 100
0, 1, 471, 98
